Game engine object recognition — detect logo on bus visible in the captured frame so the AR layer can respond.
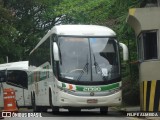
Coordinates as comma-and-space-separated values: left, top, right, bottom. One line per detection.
83, 87, 101, 92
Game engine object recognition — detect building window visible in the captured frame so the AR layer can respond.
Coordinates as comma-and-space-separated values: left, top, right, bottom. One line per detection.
143, 31, 157, 60
137, 35, 143, 61
137, 31, 158, 61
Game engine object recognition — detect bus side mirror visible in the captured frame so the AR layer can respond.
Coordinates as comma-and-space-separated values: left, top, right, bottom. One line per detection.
53, 42, 60, 61
119, 43, 128, 61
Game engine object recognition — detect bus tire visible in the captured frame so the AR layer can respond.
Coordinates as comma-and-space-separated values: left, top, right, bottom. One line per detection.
100, 107, 108, 115
49, 89, 59, 114
31, 92, 33, 107
39, 106, 48, 112
16, 101, 19, 110
68, 108, 81, 113
32, 92, 39, 112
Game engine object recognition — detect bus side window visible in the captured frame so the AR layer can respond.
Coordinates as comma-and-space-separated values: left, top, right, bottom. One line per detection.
7, 70, 28, 89
0, 71, 6, 82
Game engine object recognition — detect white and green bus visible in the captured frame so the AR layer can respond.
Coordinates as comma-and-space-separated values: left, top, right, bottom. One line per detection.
0, 61, 30, 108
28, 25, 128, 114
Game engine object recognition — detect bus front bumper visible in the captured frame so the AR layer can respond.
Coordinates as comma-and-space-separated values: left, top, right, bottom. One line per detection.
56, 90, 122, 107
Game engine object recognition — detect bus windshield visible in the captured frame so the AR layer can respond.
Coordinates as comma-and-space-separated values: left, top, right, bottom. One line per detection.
0, 70, 28, 88
58, 37, 120, 84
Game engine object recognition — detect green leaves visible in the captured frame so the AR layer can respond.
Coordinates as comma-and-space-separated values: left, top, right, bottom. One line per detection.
0, 4, 17, 63
54, 0, 110, 24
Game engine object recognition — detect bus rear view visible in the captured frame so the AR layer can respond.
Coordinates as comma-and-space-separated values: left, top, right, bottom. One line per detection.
29, 25, 128, 114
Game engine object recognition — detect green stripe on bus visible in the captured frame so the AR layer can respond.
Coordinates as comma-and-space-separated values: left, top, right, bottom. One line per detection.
101, 82, 119, 91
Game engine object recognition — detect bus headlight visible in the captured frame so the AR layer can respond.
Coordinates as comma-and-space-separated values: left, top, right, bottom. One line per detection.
108, 87, 121, 94
57, 86, 75, 93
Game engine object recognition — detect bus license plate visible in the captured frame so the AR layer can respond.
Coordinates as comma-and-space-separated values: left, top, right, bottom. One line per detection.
87, 99, 98, 103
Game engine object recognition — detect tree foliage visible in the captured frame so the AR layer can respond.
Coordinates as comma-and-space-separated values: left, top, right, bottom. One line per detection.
0, 0, 64, 62
0, 1, 18, 62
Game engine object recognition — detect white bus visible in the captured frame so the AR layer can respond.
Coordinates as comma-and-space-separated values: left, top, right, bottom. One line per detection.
28, 25, 128, 114
0, 61, 31, 108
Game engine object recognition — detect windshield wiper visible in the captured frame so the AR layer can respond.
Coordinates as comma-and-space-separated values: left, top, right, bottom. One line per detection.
77, 55, 89, 81
93, 53, 106, 81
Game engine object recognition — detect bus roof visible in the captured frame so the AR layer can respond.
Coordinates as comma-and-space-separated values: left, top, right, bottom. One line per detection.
51, 25, 116, 36
30, 25, 116, 55
0, 61, 28, 71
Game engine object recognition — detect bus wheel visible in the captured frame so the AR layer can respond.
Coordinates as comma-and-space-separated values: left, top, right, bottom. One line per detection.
32, 93, 39, 112
68, 108, 81, 113
100, 107, 108, 115
39, 107, 48, 112
49, 89, 59, 114
52, 107, 59, 114
16, 101, 19, 110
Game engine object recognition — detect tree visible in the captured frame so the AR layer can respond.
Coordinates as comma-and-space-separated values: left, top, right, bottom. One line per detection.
0, 1, 18, 63
0, 0, 64, 62
54, 0, 110, 24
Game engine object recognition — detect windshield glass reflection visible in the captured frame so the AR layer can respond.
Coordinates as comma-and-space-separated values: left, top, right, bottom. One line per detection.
58, 37, 120, 83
